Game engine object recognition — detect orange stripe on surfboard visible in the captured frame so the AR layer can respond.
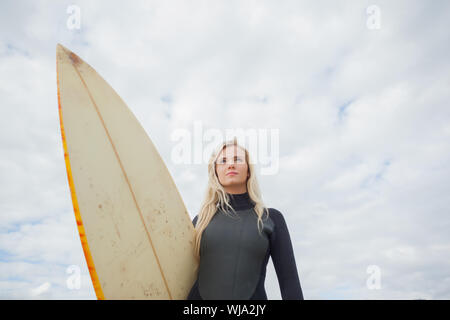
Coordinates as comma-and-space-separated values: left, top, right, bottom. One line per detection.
57, 52, 105, 300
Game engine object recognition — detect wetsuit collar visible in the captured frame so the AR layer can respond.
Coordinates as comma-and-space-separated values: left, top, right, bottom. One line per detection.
226, 191, 254, 211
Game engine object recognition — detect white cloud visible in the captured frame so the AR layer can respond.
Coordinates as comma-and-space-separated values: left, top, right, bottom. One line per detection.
30, 282, 51, 297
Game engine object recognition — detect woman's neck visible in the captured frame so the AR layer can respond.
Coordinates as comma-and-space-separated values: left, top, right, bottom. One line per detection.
226, 191, 254, 211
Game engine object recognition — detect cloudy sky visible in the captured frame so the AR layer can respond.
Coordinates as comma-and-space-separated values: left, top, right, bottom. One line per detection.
1, 0, 449, 299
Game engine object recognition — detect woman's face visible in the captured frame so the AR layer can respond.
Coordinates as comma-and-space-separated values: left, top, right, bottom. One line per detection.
215, 145, 249, 194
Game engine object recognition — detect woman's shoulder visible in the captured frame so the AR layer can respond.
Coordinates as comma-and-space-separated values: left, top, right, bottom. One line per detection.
266, 207, 288, 226
266, 207, 284, 218
267, 207, 283, 215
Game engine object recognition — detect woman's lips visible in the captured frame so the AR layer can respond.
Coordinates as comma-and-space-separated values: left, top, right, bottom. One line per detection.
227, 172, 238, 176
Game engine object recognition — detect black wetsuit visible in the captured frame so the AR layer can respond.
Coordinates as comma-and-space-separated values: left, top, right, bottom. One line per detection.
187, 192, 304, 300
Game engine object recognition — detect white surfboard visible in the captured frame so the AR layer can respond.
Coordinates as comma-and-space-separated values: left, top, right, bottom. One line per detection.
56, 43, 198, 299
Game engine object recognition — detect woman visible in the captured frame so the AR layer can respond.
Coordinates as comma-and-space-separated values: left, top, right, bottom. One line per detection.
187, 138, 304, 300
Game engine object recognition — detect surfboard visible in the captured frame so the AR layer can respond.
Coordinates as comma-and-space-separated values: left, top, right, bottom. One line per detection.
56, 43, 198, 299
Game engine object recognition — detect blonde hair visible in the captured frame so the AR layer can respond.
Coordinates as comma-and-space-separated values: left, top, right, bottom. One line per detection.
193, 137, 269, 260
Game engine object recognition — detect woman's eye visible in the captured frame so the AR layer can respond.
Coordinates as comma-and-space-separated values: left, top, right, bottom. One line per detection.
216, 157, 244, 164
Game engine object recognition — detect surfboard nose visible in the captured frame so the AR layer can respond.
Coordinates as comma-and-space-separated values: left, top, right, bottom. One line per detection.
57, 43, 67, 55
56, 43, 83, 67
56, 43, 70, 62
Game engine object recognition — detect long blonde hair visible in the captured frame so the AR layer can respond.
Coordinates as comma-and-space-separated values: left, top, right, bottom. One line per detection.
193, 137, 269, 260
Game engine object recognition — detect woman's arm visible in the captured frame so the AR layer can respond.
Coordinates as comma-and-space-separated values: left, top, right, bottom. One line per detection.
269, 208, 304, 300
